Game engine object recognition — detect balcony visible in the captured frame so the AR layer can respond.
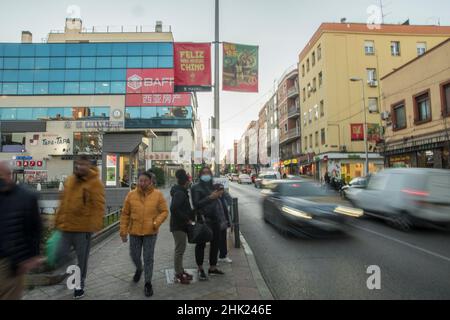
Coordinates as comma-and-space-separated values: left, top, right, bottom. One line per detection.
280, 127, 300, 145
287, 86, 299, 98
287, 105, 300, 119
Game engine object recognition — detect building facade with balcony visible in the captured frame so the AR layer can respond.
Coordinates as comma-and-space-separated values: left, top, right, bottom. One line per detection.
0, 18, 199, 186
380, 38, 450, 169
298, 22, 450, 182
278, 67, 301, 175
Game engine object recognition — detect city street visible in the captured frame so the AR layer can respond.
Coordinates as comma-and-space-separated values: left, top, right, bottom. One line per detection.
229, 181, 450, 300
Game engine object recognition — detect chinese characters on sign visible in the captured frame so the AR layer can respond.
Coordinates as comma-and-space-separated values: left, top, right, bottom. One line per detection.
125, 93, 192, 107
223, 42, 259, 93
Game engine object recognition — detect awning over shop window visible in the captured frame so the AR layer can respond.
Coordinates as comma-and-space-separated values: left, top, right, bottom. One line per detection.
102, 133, 144, 153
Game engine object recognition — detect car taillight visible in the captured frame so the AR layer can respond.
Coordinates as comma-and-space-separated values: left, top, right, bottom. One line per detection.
401, 189, 429, 197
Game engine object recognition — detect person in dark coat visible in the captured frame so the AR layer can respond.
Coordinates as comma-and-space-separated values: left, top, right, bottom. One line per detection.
191, 166, 225, 281
0, 161, 43, 300
170, 169, 195, 285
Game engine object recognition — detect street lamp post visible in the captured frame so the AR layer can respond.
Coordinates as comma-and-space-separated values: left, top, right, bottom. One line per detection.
350, 77, 369, 177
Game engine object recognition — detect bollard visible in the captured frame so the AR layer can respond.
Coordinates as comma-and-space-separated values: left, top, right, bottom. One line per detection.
232, 197, 240, 248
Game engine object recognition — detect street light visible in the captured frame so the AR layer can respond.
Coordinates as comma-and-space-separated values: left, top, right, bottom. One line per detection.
350, 77, 369, 177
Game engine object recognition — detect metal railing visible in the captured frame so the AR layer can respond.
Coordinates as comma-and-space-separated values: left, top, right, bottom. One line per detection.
288, 106, 300, 118
287, 86, 299, 98
49, 25, 172, 34
280, 128, 301, 144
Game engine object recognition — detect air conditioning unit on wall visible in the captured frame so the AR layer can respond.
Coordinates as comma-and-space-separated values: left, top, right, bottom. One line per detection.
381, 111, 391, 120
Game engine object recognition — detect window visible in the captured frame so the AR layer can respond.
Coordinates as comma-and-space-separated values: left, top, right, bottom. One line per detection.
50, 57, 65, 69
308, 109, 312, 123
414, 91, 431, 123
315, 131, 319, 147
66, 57, 80, 69
80, 43, 97, 56
80, 82, 95, 94
312, 52, 316, 66
111, 57, 127, 68
306, 59, 310, 72
112, 43, 127, 56
303, 112, 307, 126
65, 69, 80, 81
367, 68, 377, 82
2, 83, 18, 95
110, 69, 126, 81
96, 69, 111, 81
143, 56, 158, 68
309, 134, 313, 148
321, 128, 326, 146
368, 97, 379, 113
4, 58, 19, 69
18, 70, 34, 81
95, 82, 110, 94
127, 56, 142, 68
303, 88, 306, 102
317, 45, 322, 60
96, 43, 112, 56
304, 137, 308, 151
320, 100, 324, 117
81, 57, 96, 69
111, 81, 126, 94
96, 57, 111, 68
80, 70, 95, 81
90, 107, 110, 119
19, 58, 34, 69
417, 42, 427, 56
158, 56, 173, 68
64, 82, 80, 94
307, 83, 311, 98
392, 101, 406, 130
20, 44, 35, 57
48, 82, 64, 94
32, 108, 47, 120
314, 105, 319, 119
313, 78, 317, 91
35, 57, 50, 69
49, 70, 65, 81
302, 64, 305, 77
74, 132, 101, 155
17, 108, 33, 120
158, 43, 174, 56
125, 107, 141, 119
34, 70, 49, 81
47, 108, 65, 120
284, 123, 288, 133
441, 81, 450, 116
33, 83, 48, 95
391, 41, 401, 56
1, 133, 26, 153
365, 41, 375, 55
152, 133, 178, 152
17, 83, 33, 95
319, 72, 323, 87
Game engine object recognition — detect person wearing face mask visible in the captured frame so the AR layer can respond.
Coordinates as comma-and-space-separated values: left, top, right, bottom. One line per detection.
0, 161, 43, 300
120, 171, 168, 297
191, 166, 225, 281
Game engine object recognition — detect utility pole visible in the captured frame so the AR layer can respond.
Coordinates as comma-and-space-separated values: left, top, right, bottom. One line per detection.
214, 0, 220, 177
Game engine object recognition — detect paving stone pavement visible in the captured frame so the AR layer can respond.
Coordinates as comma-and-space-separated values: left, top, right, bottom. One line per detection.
23, 189, 273, 301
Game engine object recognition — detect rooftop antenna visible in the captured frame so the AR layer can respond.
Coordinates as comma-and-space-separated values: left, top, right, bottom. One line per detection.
379, 0, 392, 24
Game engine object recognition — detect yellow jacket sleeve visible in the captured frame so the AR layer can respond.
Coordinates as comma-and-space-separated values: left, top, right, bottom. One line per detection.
90, 180, 106, 232
120, 193, 132, 237
154, 192, 169, 229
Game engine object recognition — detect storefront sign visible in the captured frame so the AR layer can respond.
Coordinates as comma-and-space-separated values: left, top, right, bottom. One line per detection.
351, 124, 364, 141
106, 154, 117, 187
125, 93, 191, 107
126, 69, 174, 94
348, 155, 361, 159
174, 43, 212, 92
223, 42, 259, 92
145, 152, 178, 161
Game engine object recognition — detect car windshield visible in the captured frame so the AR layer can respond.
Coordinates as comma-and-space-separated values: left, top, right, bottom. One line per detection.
277, 182, 332, 197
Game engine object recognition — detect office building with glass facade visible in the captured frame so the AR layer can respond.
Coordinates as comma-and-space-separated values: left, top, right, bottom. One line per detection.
0, 18, 200, 186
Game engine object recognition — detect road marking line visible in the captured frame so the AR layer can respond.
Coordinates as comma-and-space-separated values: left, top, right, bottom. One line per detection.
351, 224, 450, 263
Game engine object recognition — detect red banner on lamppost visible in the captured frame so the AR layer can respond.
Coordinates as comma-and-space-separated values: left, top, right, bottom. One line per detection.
174, 43, 212, 92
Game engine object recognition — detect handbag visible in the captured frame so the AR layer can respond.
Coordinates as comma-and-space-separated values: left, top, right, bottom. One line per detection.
45, 230, 62, 268
187, 221, 213, 244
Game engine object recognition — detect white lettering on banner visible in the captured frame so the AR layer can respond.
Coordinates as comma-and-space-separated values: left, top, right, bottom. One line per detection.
143, 78, 174, 87
66, 265, 81, 290
163, 94, 172, 104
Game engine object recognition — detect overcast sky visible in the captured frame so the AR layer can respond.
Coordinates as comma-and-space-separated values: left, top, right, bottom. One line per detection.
1, 0, 449, 156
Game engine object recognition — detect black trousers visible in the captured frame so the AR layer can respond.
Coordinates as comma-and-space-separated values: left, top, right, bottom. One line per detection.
219, 228, 228, 259
195, 223, 221, 267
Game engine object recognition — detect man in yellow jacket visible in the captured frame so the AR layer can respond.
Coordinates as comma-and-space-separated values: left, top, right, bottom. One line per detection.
54, 155, 105, 299
120, 171, 168, 297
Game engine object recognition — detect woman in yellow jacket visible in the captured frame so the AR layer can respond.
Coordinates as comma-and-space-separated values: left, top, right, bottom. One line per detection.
120, 171, 168, 297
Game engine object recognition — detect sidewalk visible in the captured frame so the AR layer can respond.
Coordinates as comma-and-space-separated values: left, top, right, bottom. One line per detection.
23, 189, 273, 300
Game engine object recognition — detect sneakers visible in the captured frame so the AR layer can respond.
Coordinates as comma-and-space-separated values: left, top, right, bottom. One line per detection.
175, 273, 191, 285
73, 289, 85, 299
198, 269, 208, 281
133, 269, 143, 283
183, 271, 193, 281
208, 268, 225, 275
218, 257, 233, 264
144, 282, 153, 297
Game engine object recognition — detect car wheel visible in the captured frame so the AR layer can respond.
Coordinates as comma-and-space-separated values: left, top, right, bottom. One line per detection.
389, 212, 413, 232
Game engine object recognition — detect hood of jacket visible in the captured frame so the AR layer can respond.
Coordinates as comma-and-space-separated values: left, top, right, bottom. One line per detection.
170, 184, 187, 197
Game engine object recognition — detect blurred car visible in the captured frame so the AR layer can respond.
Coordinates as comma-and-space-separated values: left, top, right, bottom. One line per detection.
347, 168, 450, 231
229, 174, 239, 182
238, 174, 252, 184
262, 180, 363, 237
340, 177, 368, 199
255, 173, 279, 189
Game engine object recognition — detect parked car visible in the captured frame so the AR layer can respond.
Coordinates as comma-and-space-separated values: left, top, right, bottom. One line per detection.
347, 168, 450, 231
262, 180, 363, 237
255, 173, 279, 189
238, 174, 252, 184
340, 177, 368, 199
230, 173, 239, 182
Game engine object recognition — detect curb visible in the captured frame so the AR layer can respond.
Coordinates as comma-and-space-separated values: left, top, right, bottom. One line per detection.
238, 232, 274, 300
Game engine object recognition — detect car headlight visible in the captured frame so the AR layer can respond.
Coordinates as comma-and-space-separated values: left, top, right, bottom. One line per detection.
282, 206, 313, 220
334, 206, 363, 218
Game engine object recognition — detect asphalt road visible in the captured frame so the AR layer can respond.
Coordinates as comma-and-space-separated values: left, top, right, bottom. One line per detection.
229, 181, 450, 300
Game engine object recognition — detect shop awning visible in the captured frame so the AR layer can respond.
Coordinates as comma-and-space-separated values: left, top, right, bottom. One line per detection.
383, 134, 449, 156
102, 133, 145, 153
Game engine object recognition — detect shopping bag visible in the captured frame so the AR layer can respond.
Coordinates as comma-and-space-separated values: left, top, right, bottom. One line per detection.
45, 230, 62, 268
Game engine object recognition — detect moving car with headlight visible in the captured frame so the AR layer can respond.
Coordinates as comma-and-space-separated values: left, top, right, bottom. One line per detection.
340, 177, 368, 199
254, 172, 279, 189
238, 174, 252, 184
262, 180, 363, 237
346, 168, 450, 231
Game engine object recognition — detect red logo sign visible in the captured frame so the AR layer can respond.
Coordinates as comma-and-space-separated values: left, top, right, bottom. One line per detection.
23, 161, 29, 167
37, 161, 43, 167
16, 161, 22, 167
174, 43, 212, 92
126, 69, 174, 94
351, 124, 365, 141
125, 93, 192, 107
30, 161, 36, 167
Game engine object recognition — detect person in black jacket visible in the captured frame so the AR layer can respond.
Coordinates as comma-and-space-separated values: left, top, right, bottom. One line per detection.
170, 169, 195, 285
0, 161, 43, 300
191, 166, 225, 281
